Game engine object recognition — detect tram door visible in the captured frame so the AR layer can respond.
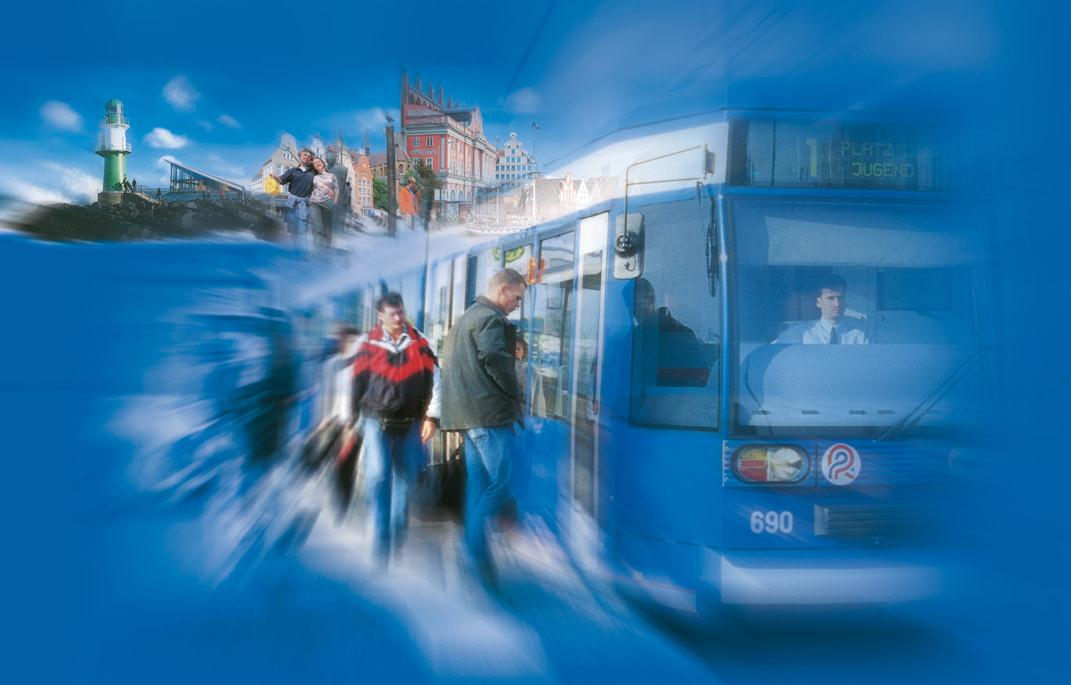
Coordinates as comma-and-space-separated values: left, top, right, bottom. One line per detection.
569, 213, 608, 530
440, 254, 470, 470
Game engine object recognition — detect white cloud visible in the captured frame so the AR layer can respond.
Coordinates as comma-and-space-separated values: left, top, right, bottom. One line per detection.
201, 151, 245, 179
504, 88, 542, 115
156, 156, 179, 184
206, 153, 246, 179
353, 107, 393, 133
217, 114, 241, 129
40, 100, 83, 131
43, 162, 100, 202
144, 127, 190, 149
323, 107, 397, 138
4, 180, 70, 205
0, 162, 100, 206
163, 75, 200, 111
196, 120, 214, 132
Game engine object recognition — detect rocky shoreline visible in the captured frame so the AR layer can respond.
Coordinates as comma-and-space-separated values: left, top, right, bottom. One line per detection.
6, 193, 286, 243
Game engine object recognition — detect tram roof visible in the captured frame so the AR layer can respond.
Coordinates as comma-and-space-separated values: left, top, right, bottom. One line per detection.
544, 108, 943, 182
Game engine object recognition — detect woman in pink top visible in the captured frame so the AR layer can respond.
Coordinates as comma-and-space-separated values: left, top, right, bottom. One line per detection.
309, 157, 338, 248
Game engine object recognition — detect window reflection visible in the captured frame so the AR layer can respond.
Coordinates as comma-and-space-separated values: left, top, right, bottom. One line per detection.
531, 232, 575, 419
629, 199, 721, 430
467, 248, 498, 307
424, 261, 451, 357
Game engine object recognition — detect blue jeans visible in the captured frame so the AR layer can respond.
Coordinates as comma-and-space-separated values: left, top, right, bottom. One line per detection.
286, 197, 310, 251
361, 417, 424, 557
463, 425, 516, 568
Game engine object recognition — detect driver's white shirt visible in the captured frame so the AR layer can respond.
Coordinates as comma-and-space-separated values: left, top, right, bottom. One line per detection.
775, 317, 869, 344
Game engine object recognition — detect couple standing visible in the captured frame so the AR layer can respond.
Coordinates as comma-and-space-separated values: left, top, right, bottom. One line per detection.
272, 147, 338, 250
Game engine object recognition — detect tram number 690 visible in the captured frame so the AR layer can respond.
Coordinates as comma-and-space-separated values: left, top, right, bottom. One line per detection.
750, 510, 794, 534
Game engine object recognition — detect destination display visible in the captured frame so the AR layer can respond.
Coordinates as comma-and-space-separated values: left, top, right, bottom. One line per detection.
728, 120, 944, 190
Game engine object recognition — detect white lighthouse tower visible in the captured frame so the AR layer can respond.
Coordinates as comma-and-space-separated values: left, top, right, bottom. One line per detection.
96, 98, 131, 205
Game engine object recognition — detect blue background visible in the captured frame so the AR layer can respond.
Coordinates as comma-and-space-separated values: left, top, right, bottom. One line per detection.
1, 2, 1069, 682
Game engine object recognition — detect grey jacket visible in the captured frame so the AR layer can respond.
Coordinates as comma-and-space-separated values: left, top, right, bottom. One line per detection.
440, 296, 521, 430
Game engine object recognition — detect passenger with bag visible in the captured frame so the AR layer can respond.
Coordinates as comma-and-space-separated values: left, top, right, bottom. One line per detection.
303, 325, 359, 472
300, 324, 363, 516
441, 268, 527, 587
351, 292, 440, 564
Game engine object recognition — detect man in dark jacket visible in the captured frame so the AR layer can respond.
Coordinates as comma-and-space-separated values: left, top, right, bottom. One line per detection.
441, 268, 527, 584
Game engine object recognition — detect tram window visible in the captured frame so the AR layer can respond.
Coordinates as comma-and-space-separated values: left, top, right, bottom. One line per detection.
731, 200, 981, 435
361, 286, 377, 332
878, 269, 955, 311
531, 232, 576, 419
502, 243, 534, 326
499, 244, 535, 411
450, 254, 467, 326
467, 248, 498, 307
399, 272, 423, 327
425, 261, 451, 357
630, 199, 721, 430
353, 289, 368, 333
342, 291, 360, 327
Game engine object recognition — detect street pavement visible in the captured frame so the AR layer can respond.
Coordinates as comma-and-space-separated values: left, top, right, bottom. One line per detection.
292, 477, 719, 684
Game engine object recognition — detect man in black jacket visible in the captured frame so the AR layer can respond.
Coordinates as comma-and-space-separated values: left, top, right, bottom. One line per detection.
271, 148, 315, 251
441, 268, 527, 584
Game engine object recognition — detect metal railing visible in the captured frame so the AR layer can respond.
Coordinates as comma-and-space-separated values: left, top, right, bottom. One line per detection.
130, 188, 166, 203
96, 136, 131, 153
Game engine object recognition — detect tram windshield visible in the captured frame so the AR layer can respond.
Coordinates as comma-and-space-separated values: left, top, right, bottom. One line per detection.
730, 199, 982, 437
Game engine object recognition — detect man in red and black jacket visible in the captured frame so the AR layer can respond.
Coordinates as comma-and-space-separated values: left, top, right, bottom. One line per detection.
351, 292, 440, 563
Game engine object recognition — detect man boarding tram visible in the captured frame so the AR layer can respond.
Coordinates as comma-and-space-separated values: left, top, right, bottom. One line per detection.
441, 268, 528, 587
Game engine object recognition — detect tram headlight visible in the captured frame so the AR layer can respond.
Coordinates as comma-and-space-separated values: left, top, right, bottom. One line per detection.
733, 445, 809, 483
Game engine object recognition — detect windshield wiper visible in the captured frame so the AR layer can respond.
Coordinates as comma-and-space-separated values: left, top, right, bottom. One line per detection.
879, 348, 982, 441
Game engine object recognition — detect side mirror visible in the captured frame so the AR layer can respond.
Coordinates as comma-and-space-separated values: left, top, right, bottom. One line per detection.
613, 212, 645, 279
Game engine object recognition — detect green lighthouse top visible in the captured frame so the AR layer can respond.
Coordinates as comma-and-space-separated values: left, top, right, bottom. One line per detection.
104, 98, 128, 125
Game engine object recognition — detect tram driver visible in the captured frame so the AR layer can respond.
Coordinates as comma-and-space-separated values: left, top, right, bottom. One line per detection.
775, 274, 869, 345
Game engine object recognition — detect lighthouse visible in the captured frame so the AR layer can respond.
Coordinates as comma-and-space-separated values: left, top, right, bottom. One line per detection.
96, 98, 131, 204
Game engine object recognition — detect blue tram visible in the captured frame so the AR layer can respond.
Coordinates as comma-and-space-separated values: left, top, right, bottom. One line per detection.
333, 110, 985, 617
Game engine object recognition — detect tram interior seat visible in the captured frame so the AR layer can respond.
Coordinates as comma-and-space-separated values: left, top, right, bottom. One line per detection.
739, 343, 963, 428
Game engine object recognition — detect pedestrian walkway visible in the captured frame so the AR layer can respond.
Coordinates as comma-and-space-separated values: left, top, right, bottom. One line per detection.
295, 479, 719, 684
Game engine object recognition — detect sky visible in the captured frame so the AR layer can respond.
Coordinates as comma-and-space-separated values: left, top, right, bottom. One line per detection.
0, 0, 1019, 204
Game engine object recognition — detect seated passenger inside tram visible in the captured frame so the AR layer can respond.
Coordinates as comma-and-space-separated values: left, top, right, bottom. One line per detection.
774, 274, 869, 345
633, 277, 715, 386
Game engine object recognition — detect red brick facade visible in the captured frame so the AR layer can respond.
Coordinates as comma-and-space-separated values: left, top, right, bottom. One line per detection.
401, 72, 496, 220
